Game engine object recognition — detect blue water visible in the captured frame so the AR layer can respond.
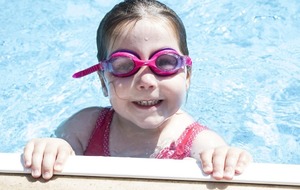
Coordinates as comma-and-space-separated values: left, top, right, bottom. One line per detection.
0, 0, 299, 164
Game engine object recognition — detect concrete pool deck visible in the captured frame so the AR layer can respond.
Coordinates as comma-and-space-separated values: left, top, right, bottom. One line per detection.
0, 153, 299, 189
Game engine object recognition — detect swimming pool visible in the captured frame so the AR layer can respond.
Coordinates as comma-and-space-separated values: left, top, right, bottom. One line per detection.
0, 0, 299, 165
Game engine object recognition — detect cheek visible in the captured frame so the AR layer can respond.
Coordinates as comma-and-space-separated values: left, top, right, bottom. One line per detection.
105, 75, 134, 100
104, 73, 119, 95
165, 75, 188, 102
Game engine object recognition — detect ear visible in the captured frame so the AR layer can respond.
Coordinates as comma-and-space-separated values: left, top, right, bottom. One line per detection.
97, 71, 108, 97
185, 69, 191, 90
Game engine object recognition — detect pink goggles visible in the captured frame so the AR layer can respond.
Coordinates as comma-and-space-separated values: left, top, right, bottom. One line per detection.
72, 48, 192, 78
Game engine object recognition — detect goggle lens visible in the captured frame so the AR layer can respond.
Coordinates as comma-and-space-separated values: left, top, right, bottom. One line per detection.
156, 54, 178, 71
109, 56, 135, 76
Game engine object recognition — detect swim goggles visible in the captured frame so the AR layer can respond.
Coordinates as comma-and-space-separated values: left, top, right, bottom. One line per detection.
72, 48, 192, 78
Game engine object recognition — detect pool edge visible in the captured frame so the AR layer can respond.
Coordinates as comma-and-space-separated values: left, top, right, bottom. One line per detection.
0, 153, 299, 189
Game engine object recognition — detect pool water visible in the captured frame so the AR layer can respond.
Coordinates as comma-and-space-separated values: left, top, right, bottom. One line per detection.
0, 0, 299, 164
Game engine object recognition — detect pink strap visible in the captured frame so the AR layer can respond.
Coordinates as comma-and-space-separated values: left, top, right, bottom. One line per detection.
155, 122, 207, 159
72, 64, 102, 78
84, 108, 113, 156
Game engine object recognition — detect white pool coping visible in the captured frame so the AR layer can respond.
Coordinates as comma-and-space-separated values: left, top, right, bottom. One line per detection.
0, 153, 299, 187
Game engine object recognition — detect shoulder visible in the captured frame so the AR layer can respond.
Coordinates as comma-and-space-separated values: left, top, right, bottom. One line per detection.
58, 106, 103, 131
159, 109, 196, 143
75, 107, 104, 120
55, 106, 106, 154
174, 111, 228, 160
190, 129, 227, 160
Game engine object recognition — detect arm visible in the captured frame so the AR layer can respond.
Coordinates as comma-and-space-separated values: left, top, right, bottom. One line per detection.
23, 107, 102, 180
55, 107, 102, 154
191, 130, 252, 180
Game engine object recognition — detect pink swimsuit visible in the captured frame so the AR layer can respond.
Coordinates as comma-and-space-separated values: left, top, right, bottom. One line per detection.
84, 107, 207, 159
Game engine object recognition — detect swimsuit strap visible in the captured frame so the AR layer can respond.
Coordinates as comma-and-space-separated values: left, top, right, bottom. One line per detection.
84, 107, 114, 156
154, 122, 207, 159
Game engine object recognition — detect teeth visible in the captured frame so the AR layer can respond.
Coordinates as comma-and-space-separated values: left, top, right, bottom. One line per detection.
136, 100, 160, 106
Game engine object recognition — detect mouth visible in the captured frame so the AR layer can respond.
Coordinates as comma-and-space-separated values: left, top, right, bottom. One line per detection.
133, 100, 163, 107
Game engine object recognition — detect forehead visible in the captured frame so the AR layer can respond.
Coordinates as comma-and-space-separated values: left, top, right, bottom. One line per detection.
108, 17, 180, 57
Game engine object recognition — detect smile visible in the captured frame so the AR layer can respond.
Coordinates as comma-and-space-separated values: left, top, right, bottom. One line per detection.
134, 100, 162, 106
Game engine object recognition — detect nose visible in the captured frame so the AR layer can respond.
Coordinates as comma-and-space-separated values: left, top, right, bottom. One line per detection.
135, 66, 158, 90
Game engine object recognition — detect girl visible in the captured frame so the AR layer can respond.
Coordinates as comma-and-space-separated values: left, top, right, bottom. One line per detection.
23, 0, 252, 180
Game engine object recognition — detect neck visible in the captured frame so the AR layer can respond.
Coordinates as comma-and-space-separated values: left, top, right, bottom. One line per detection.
109, 113, 169, 157
113, 113, 166, 137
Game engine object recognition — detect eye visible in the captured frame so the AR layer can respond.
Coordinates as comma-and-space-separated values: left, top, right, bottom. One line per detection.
156, 54, 179, 70
110, 57, 135, 74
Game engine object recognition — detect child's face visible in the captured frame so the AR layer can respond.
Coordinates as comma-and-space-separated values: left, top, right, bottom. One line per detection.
102, 18, 190, 129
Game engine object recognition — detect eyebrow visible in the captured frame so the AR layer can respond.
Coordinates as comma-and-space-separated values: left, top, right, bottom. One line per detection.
110, 47, 176, 59
149, 48, 175, 58
109, 49, 141, 59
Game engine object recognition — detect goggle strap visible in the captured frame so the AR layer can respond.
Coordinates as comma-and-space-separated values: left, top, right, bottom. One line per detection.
186, 56, 192, 66
72, 63, 102, 78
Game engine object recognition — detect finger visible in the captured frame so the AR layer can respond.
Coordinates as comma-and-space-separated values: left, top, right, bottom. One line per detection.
199, 149, 214, 174
212, 147, 228, 180
223, 148, 241, 180
41, 145, 58, 180
23, 141, 35, 167
235, 151, 253, 174
53, 146, 73, 172
30, 142, 46, 178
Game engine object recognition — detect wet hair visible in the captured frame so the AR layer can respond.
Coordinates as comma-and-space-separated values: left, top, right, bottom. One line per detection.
96, 0, 189, 61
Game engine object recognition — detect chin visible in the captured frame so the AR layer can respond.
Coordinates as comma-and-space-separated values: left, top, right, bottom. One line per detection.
136, 120, 166, 130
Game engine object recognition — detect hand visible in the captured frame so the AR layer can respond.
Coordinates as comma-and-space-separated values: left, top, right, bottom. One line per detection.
199, 146, 252, 180
23, 138, 75, 180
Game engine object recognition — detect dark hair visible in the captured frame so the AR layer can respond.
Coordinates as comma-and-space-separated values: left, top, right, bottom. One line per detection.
96, 0, 189, 61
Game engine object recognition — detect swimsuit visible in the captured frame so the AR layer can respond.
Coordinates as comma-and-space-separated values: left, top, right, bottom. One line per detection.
84, 107, 207, 159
